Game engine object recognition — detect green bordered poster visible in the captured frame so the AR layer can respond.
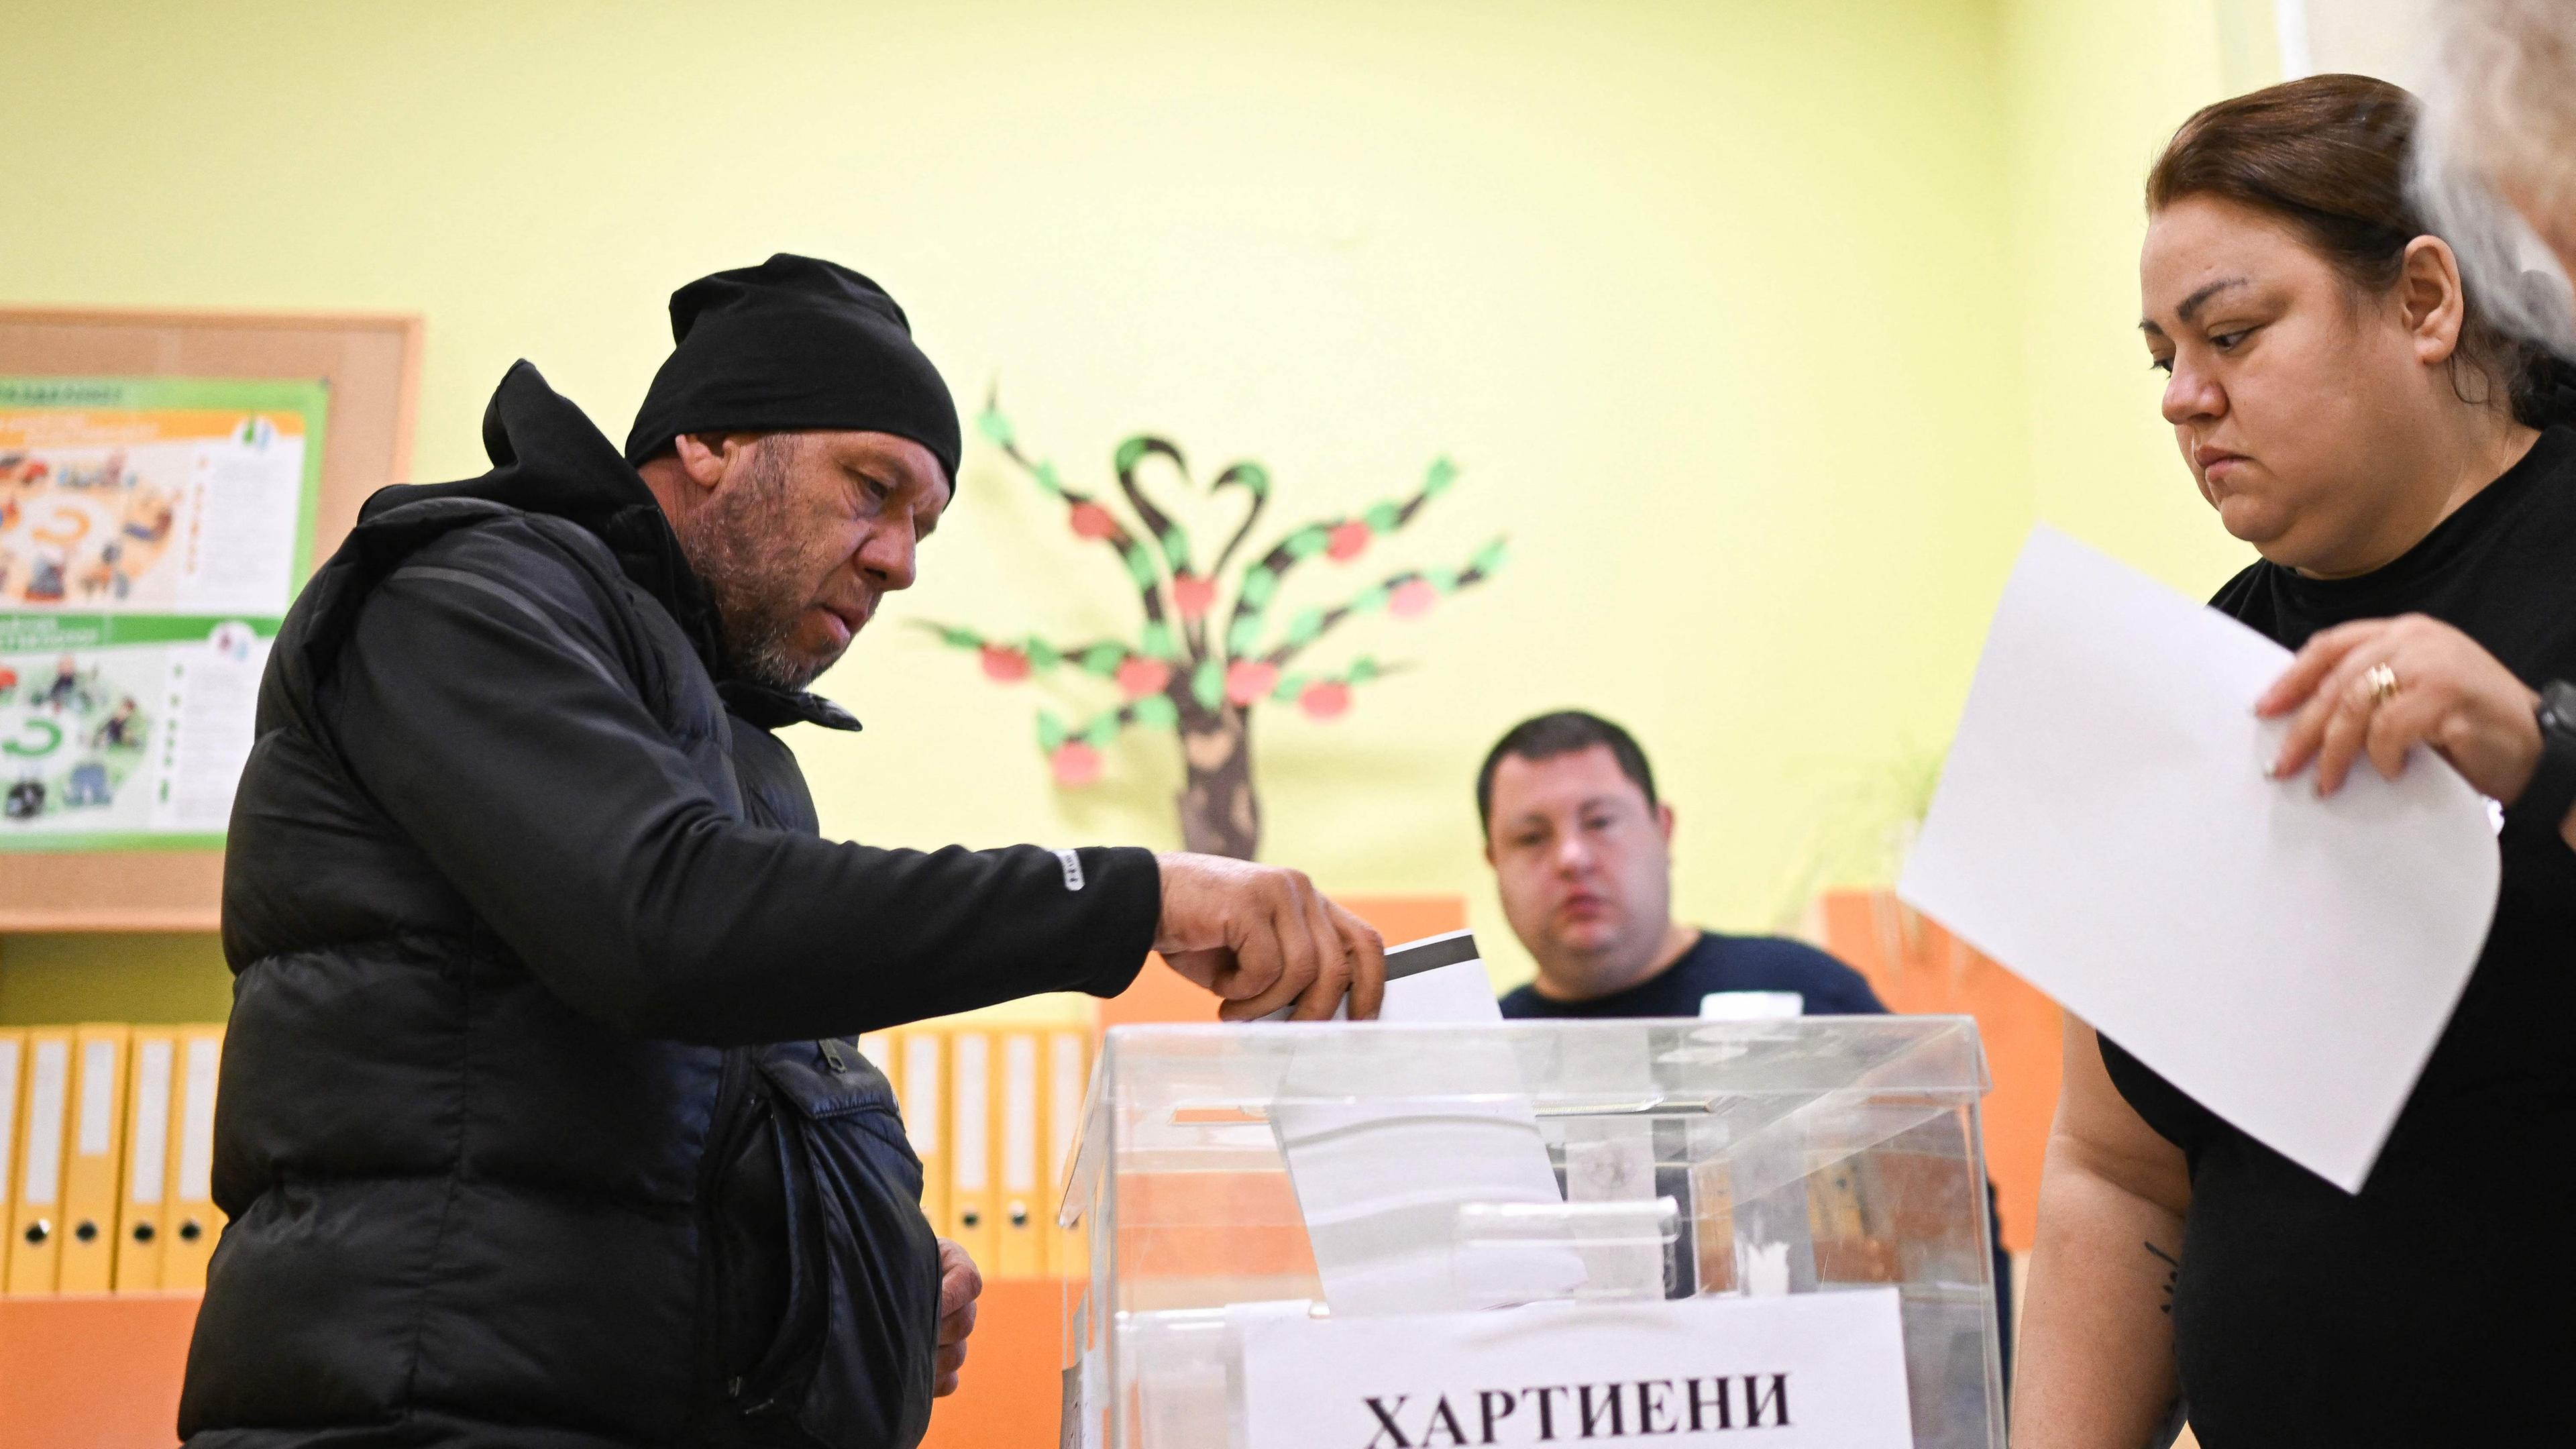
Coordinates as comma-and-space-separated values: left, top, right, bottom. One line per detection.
0, 376, 327, 850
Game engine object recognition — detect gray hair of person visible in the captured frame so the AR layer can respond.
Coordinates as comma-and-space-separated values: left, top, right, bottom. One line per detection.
2414, 0, 2576, 360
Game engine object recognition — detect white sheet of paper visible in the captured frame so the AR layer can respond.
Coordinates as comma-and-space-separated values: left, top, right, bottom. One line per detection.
1898, 525, 2500, 1192
1270, 934, 1585, 1314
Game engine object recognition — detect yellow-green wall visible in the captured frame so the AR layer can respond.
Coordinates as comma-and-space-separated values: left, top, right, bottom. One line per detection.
2, 0, 2267, 1016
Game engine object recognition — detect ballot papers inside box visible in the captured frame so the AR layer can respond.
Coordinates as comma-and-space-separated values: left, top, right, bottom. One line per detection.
1057, 1018, 2003, 1449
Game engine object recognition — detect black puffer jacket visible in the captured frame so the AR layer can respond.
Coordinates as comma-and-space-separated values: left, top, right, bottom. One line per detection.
182, 363, 1159, 1448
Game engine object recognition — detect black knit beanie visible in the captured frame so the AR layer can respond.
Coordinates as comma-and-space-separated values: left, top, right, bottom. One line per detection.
623, 254, 961, 486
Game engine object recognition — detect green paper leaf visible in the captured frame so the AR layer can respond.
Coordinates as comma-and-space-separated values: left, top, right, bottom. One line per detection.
1123, 545, 1158, 588
1421, 456, 1458, 497
1032, 460, 1063, 496
1470, 537, 1509, 574
1232, 462, 1272, 497
1159, 524, 1192, 570
1274, 672, 1307, 702
1285, 527, 1329, 560
1238, 567, 1277, 608
1036, 710, 1068, 751
1285, 608, 1326, 645
1428, 568, 1460, 593
1226, 615, 1262, 655
1026, 638, 1061, 671
1083, 716, 1120, 749
1114, 435, 1151, 474
1353, 585, 1390, 614
1141, 621, 1181, 660
1347, 657, 1381, 684
1191, 659, 1225, 710
939, 626, 981, 649
1082, 645, 1123, 677
1364, 500, 1401, 532
1132, 694, 1178, 729
976, 409, 1014, 447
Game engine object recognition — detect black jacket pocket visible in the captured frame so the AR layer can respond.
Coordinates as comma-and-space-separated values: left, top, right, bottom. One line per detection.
734, 1040, 941, 1449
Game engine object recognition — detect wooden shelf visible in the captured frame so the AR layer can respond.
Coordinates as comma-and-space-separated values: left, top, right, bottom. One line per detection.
0, 1281, 1070, 1449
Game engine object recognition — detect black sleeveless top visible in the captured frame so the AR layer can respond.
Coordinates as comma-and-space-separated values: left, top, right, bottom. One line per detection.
2100, 425, 2576, 1447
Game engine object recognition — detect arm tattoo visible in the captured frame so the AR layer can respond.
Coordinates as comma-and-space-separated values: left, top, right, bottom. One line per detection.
2143, 1240, 2180, 1316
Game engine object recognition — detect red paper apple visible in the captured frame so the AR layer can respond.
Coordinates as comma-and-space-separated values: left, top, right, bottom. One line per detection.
1115, 657, 1171, 700
1049, 740, 1102, 786
1326, 521, 1371, 561
980, 644, 1031, 682
1172, 572, 1217, 620
1299, 681, 1351, 719
1390, 578, 1439, 617
1225, 660, 1281, 706
1068, 501, 1118, 539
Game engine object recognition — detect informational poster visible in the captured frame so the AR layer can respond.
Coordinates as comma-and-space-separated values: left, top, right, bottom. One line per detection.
0, 376, 326, 849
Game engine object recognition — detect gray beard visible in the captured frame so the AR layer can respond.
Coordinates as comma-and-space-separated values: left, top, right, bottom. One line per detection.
673, 439, 817, 692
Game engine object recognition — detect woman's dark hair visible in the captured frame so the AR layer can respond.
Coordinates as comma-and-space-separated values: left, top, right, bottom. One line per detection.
2149, 72, 2576, 429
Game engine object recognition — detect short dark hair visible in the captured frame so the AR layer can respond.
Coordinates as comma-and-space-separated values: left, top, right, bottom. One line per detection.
1475, 710, 1658, 834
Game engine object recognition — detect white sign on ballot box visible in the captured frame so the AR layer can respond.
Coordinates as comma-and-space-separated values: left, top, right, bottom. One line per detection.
1234, 1289, 1913, 1448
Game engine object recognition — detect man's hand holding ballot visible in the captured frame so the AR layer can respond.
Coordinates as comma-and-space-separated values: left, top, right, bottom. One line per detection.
1156, 852, 1389, 1022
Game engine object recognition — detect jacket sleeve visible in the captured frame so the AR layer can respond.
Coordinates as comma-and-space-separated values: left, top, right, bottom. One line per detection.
319, 522, 1160, 1045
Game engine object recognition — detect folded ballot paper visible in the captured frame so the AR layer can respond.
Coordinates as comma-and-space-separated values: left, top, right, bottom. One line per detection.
1900, 526, 2500, 1192
1268, 931, 1587, 1315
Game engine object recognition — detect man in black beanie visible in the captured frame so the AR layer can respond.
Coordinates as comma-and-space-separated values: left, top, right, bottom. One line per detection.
180, 255, 1386, 1449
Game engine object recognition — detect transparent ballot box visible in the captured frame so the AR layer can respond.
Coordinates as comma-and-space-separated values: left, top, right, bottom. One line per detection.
1058, 1018, 2002, 1449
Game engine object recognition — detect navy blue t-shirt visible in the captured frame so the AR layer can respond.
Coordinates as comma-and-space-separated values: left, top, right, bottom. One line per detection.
1498, 928, 2010, 1387
1497, 930, 1886, 1018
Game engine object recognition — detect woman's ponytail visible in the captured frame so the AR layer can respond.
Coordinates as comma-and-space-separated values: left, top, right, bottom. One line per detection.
2509, 346, 2576, 430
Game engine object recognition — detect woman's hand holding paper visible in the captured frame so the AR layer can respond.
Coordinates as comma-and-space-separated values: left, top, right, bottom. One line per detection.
2259, 612, 2543, 802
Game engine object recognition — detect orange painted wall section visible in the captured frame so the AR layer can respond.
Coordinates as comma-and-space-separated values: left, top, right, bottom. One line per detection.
0, 1295, 197, 1449
1815, 888, 2061, 1254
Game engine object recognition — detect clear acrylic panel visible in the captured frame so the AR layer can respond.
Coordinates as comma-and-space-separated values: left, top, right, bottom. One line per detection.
1059, 1017, 2002, 1449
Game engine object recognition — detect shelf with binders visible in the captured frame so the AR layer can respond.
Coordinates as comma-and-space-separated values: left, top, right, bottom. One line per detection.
0, 897, 1474, 1449
3, 1021, 227, 1300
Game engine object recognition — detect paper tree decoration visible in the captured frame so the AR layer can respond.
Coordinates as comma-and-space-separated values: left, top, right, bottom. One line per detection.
919, 392, 1507, 860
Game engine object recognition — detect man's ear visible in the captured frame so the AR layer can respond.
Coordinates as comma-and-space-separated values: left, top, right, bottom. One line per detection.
2398, 235, 2470, 367
1482, 834, 1497, 869
669, 432, 735, 492
1656, 801, 1676, 845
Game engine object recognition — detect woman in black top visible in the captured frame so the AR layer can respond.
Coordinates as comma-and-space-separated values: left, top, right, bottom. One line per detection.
2014, 76, 2576, 1448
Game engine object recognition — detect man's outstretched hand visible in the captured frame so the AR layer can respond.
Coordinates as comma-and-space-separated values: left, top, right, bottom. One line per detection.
1152, 854, 1388, 1021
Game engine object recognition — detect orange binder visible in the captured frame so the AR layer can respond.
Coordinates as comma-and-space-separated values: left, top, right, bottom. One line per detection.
1045, 1029, 1091, 1279
0, 1029, 23, 1266
896, 1029, 947, 1233
994, 1032, 1045, 1278
6, 1028, 74, 1294
160, 1026, 225, 1291
56, 1024, 131, 1292
113, 1030, 179, 1292
944, 1030, 996, 1266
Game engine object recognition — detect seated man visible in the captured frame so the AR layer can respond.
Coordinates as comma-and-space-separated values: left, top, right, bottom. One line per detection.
1477, 710, 2010, 1377
1480, 710, 1878, 1020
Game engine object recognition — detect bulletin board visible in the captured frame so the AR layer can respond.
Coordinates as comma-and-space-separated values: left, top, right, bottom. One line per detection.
0, 309, 421, 930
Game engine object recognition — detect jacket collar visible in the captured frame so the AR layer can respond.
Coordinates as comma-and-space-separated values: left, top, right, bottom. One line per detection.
362, 361, 861, 733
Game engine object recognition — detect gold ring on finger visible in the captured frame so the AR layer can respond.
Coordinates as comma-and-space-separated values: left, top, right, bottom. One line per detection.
2363, 662, 2401, 705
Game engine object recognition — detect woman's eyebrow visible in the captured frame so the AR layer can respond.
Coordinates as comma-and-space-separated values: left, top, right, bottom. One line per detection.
2175, 276, 2253, 325
2139, 275, 2255, 332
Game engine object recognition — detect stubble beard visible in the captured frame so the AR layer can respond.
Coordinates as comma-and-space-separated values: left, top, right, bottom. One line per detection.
674, 437, 822, 693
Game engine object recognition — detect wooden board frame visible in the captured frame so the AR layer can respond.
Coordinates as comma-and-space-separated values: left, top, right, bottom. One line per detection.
0, 307, 423, 930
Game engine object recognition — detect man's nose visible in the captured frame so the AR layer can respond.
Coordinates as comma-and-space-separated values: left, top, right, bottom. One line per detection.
1554, 833, 1595, 873
859, 523, 918, 592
